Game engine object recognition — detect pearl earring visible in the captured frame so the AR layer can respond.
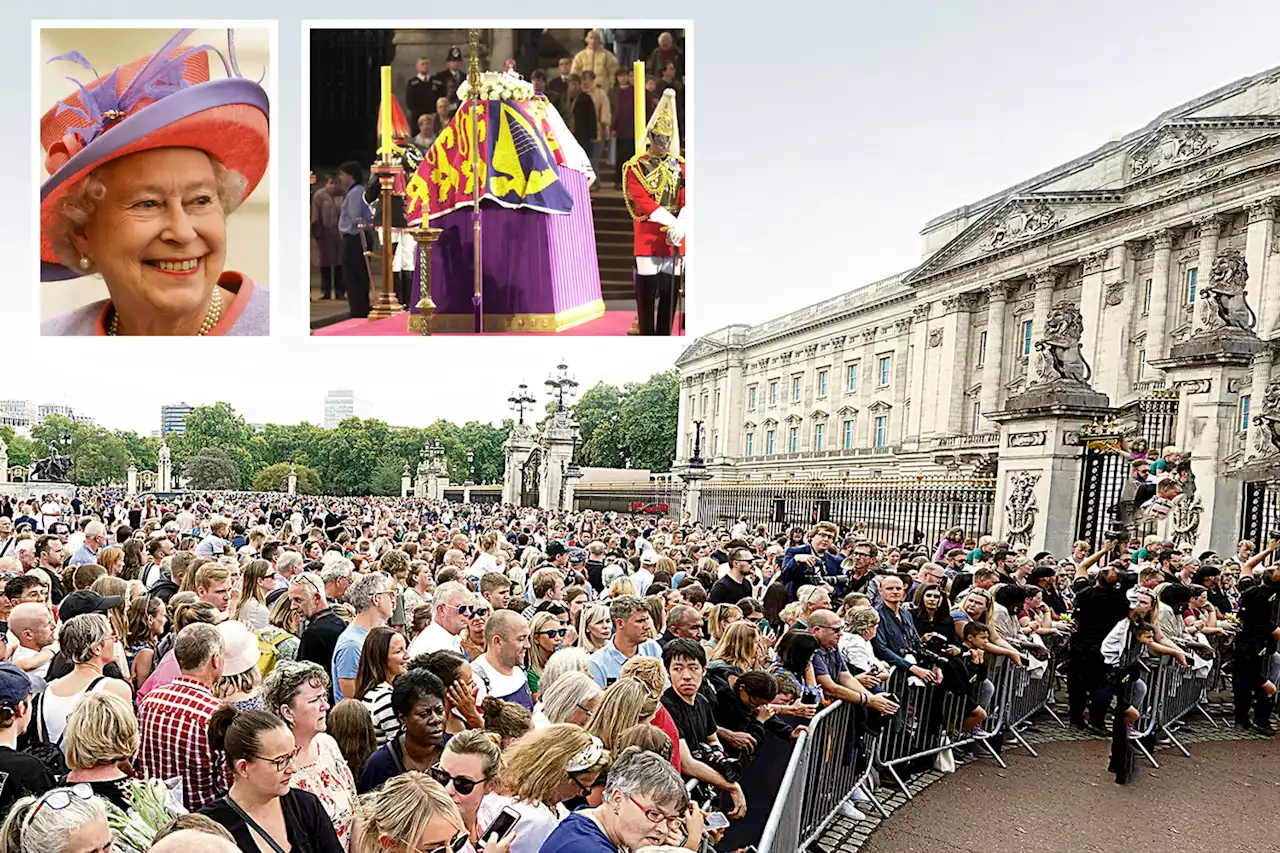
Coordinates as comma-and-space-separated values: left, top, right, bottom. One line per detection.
78, 256, 90, 270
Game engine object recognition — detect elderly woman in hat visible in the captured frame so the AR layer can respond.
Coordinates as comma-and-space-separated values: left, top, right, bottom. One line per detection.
40, 29, 270, 336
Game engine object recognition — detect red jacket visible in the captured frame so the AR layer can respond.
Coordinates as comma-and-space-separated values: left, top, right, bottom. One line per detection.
624, 154, 686, 257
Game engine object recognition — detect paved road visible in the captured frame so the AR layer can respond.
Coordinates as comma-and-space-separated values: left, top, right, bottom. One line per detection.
860, 737, 1280, 853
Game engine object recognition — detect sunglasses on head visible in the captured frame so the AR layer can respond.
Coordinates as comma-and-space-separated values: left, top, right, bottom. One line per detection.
24, 784, 93, 828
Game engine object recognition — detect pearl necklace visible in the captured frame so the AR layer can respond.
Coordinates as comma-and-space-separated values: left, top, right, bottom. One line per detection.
108, 288, 223, 336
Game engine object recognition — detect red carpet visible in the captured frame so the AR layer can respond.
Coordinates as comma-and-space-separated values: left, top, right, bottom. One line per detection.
313, 311, 684, 337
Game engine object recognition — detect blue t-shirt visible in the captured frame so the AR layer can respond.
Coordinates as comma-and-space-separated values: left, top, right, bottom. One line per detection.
331, 624, 370, 702
811, 644, 846, 681
538, 812, 615, 853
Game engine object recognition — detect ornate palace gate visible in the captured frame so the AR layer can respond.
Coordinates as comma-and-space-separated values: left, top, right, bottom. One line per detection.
1240, 480, 1280, 545
1074, 391, 1179, 547
520, 448, 541, 508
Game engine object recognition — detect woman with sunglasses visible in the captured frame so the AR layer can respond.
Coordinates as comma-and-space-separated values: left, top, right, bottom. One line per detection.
460, 597, 490, 664
263, 661, 357, 851
358, 669, 448, 794
235, 560, 277, 631
354, 626, 411, 746
431, 731, 513, 852
527, 612, 567, 698
355, 773, 476, 853
539, 747, 689, 853
952, 590, 1024, 667
200, 707, 343, 853
1, 784, 112, 853
477, 725, 611, 853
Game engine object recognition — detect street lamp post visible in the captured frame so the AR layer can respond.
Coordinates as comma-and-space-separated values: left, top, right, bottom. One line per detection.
690, 420, 705, 468
545, 361, 579, 412
465, 450, 475, 486
508, 383, 537, 425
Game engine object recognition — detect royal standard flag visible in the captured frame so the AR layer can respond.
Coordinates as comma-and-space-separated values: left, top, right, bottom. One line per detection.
405, 98, 573, 224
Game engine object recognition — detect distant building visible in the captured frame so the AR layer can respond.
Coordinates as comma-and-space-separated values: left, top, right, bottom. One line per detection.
0, 400, 39, 430
324, 390, 367, 429
161, 403, 195, 435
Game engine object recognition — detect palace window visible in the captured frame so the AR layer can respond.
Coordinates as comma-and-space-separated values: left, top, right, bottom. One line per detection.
766, 429, 776, 455
1187, 267, 1198, 304
747, 386, 757, 411
792, 375, 802, 403
843, 419, 855, 449
878, 356, 891, 387
972, 401, 982, 434
1143, 278, 1153, 314
978, 331, 987, 366
815, 423, 825, 451
1240, 395, 1251, 432
746, 432, 754, 457
874, 416, 888, 448
1021, 319, 1033, 357
1138, 350, 1147, 380
768, 380, 778, 406
714, 390, 721, 417
789, 427, 799, 453
847, 362, 859, 392
818, 370, 829, 397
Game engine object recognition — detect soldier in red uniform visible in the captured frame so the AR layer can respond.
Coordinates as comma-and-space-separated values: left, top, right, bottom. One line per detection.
623, 90, 685, 335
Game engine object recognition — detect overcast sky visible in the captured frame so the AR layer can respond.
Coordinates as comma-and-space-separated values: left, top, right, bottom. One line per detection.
14, 0, 1280, 432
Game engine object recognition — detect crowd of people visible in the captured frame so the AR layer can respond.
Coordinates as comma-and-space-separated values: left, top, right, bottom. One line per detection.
0, 486, 1275, 853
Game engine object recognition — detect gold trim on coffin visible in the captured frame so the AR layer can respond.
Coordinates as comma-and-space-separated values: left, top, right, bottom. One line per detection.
406, 299, 605, 334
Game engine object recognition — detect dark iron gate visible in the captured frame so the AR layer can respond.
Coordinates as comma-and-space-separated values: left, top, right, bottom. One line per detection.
309, 29, 397, 170
520, 448, 541, 508
1240, 480, 1280, 547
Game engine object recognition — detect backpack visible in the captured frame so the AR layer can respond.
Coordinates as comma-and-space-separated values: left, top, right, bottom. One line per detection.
256, 627, 294, 678
28, 677, 105, 777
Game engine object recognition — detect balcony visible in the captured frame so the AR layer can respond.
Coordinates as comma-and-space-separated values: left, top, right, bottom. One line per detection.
927, 432, 999, 450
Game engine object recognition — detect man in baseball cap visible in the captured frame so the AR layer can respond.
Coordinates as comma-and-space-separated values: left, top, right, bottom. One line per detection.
0, 662, 55, 809
58, 590, 122, 622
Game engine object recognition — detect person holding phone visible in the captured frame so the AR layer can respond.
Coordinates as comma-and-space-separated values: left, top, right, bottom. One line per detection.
430, 731, 515, 852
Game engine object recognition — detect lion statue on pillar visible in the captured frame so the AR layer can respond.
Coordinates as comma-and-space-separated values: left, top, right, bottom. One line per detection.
1200, 248, 1257, 332
1033, 303, 1092, 385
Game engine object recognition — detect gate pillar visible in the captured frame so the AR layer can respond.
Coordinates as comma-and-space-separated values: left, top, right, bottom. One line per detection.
502, 424, 538, 506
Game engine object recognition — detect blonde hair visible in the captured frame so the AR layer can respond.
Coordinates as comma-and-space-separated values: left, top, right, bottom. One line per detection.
707, 604, 743, 643
710, 621, 761, 670
586, 678, 657, 750
64, 691, 138, 770
499, 724, 608, 806
577, 602, 611, 654
444, 729, 503, 779
355, 772, 463, 853
95, 546, 124, 576
618, 656, 665, 695
90, 575, 129, 645
608, 577, 638, 600
528, 612, 561, 677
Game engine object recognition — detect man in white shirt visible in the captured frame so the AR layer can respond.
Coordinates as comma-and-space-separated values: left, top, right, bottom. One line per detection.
471, 610, 534, 710
407, 581, 470, 657
39, 497, 62, 534
0, 517, 15, 560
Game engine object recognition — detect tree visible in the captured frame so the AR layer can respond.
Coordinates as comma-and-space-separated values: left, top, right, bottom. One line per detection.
571, 383, 626, 468
173, 403, 255, 485
0, 427, 37, 467
68, 426, 130, 486
30, 414, 76, 460
184, 447, 242, 490
619, 370, 679, 472
370, 456, 408, 496
115, 431, 159, 473
252, 463, 321, 494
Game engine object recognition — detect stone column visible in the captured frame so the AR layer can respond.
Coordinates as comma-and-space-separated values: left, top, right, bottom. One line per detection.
1246, 198, 1277, 340
401, 464, 412, 499
721, 354, 745, 461
415, 460, 429, 498
1079, 248, 1110, 384
539, 411, 578, 510
678, 466, 712, 525
1029, 267, 1058, 348
1145, 229, 1177, 375
980, 282, 1010, 428
0, 437, 7, 484
1191, 214, 1225, 336
892, 318, 912, 441
860, 327, 878, 444
907, 304, 929, 439
1249, 351, 1274, 460
933, 292, 974, 436
287, 464, 298, 496
675, 377, 692, 464
463, 485, 472, 504
127, 462, 137, 496
158, 443, 172, 492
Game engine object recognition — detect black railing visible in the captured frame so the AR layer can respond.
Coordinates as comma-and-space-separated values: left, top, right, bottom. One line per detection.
697, 477, 996, 545
573, 482, 683, 517
1240, 480, 1280, 547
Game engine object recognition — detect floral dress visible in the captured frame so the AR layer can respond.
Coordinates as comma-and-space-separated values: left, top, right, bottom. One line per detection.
291, 732, 357, 851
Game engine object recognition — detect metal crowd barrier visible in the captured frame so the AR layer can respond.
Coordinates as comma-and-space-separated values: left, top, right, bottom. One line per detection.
755, 715, 812, 853
1155, 646, 1219, 757
1002, 640, 1066, 757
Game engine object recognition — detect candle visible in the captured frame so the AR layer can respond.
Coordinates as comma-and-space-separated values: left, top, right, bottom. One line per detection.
381, 65, 393, 155
632, 60, 645, 147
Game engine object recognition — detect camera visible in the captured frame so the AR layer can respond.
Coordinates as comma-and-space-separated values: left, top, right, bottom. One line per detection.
691, 744, 743, 783
1105, 527, 1127, 542
915, 632, 960, 668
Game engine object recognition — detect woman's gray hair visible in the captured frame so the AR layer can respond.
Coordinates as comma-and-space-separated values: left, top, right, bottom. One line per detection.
348, 571, 392, 612
845, 608, 880, 634
59, 614, 110, 664
1, 787, 107, 853
540, 647, 591, 693
604, 746, 689, 813
539, 670, 602, 724
47, 157, 248, 270
262, 660, 330, 717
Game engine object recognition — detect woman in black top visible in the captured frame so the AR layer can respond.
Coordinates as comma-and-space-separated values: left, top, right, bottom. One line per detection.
200, 707, 343, 853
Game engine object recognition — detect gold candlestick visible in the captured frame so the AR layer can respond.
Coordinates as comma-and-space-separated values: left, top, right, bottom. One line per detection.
367, 159, 405, 319
468, 28, 484, 334
410, 227, 443, 334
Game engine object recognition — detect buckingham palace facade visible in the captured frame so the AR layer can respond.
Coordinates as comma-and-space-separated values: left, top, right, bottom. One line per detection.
674, 67, 1280, 554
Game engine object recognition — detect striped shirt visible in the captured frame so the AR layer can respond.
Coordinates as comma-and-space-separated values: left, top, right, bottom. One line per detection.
362, 682, 401, 746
